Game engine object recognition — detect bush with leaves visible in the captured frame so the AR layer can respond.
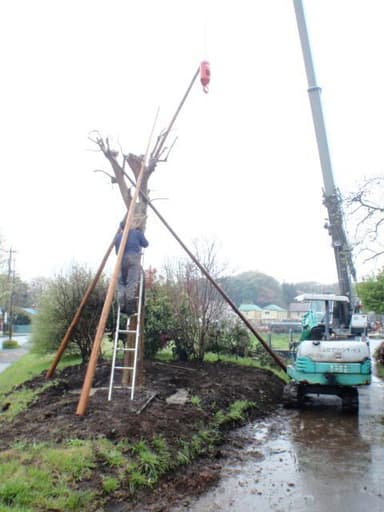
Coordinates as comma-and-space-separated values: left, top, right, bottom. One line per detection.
31, 264, 112, 363
169, 296, 197, 361
143, 273, 197, 361
206, 321, 251, 359
356, 270, 384, 314
13, 311, 31, 325
374, 341, 384, 366
143, 281, 175, 359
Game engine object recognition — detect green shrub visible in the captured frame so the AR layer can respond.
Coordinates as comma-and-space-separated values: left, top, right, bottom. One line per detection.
374, 341, 384, 365
144, 284, 175, 359
1, 339, 19, 349
206, 321, 251, 359
102, 477, 119, 493
31, 264, 112, 363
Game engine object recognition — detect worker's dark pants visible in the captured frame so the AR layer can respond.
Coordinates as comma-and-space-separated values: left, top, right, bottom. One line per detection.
118, 253, 141, 306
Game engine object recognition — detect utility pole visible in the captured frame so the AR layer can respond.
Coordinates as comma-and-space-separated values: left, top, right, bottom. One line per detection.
6, 248, 16, 341
0, 247, 16, 339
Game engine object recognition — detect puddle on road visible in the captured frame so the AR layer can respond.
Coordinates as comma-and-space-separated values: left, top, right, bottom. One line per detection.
172, 374, 384, 512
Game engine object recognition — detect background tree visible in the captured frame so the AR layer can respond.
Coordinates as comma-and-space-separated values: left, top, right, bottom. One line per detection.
9, 276, 30, 308
162, 240, 227, 361
27, 277, 50, 307
32, 264, 111, 363
221, 271, 283, 307
295, 281, 338, 295
346, 175, 384, 265
356, 270, 384, 314
205, 320, 251, 359
281, 282, 299, 306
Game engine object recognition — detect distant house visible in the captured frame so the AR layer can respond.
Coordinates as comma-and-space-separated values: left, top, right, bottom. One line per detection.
239, 304, 263, 323
288, 302, 310, 321
19, 308, 37, 317
261, 304, 287, 324
14, 308, 38, 334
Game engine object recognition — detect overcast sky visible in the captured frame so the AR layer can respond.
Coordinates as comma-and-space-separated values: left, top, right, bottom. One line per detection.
1, 1, 383, 285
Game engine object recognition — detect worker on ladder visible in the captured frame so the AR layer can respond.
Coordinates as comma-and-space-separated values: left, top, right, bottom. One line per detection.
114, 217, 149, 316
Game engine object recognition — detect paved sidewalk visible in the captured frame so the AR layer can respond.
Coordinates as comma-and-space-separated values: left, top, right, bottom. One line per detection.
0, 342, 30, 374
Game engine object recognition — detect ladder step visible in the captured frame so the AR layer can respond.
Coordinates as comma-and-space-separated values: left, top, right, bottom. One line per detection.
109, 264, 145, 401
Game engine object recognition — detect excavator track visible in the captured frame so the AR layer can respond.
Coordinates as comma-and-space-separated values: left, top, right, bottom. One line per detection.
282, 382, 303, 408
340, 387, 359, 414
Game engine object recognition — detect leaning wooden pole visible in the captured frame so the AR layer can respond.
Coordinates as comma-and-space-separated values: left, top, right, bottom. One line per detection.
123, 174, 287, 372
48, 67, 202, 383
150, 66, 199, 163
76, 113, 158, 416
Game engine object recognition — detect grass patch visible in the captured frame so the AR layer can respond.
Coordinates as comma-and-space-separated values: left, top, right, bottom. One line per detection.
154, 348, 173, 362
0, 352, 81, 395
269, 333, 292, 350
102, 477, 120, 493
376, 363, 384, 379
0, 340, 285, 509
0, 445, 96, 510
0, 352, 82, 425
154, 347, 288, 382
214, 400, 254, 426
204, 352, 289, 382
94, 438, 127, 468
0, 388, 42, 424
42, 444, 96, 481
190, 395, 202, 408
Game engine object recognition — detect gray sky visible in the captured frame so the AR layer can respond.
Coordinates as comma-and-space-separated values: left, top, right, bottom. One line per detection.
1, 1, 383, 284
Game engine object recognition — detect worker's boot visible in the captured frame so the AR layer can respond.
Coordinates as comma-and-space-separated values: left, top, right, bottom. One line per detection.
125, 299, 137, 316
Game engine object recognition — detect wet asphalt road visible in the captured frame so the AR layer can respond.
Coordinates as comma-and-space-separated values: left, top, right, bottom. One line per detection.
173, 339, 384, 512
0, 335, 30, 374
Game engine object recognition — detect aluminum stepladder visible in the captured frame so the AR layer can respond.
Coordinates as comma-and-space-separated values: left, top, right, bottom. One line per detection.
108, 264, 145, 401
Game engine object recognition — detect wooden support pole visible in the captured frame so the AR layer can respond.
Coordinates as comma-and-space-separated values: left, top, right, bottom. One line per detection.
48, 66, 204, 389
150, 67, 199, 163
76, 113, 158, 416
122, 176, 287, 373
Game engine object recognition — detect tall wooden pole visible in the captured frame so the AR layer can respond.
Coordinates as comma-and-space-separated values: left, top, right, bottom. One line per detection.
76, 112, 158, 416
150, 67, 199, 163
48, 66, 202, 381
123, 175, 287, 372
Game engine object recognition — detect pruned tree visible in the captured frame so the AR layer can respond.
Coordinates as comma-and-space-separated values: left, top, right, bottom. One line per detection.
163, 240, 227, 361
89, 132, 156, 227
345, 176, 384, 265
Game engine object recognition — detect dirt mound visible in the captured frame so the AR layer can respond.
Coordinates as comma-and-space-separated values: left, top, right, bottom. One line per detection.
0, 359, 284, 510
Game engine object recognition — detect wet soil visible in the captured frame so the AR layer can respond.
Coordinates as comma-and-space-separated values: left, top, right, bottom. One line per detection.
0, 359, 284, 511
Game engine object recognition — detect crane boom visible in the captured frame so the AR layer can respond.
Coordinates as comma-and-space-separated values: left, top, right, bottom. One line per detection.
292, 0, 356, 327
285, 3, 372, 411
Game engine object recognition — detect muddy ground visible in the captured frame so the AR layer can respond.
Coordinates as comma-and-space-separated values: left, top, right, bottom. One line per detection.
0, 359, 284, 511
